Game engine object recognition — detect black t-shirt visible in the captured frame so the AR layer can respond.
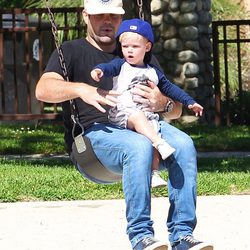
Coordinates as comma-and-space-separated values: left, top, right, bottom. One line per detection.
44, 38, 162, 152
45, 38, 117, 152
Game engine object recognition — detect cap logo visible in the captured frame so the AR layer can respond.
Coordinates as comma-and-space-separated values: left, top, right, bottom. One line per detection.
129, 25, 138, 31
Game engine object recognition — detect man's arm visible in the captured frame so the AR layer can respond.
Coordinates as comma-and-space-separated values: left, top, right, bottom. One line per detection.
93, 58, 124, 77
35, 72, 120, 113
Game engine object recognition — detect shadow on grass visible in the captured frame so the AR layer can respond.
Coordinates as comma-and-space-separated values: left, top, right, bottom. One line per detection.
198, 157, 250, 173
0, 124, 65, 155
1, 157, 249, 173
1, 134, 65, 155
0, 157, 72, 168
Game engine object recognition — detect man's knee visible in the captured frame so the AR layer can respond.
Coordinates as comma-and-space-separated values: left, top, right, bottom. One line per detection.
124, 133, 153, 157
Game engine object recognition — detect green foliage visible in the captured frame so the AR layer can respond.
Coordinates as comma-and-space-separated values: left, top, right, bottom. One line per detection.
0, 0, 83, 8
212, 0, 249, 91
211, 0, 248, 20
221, 91, 250, 125
215, 27, 250, 102
0, 0, 25, 8
26, 0, 82, 8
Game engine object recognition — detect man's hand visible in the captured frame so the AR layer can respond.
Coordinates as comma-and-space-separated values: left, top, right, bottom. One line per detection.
36, 72, 121, 113
131, 80, 167, 112
130, 79, 183, 120
79, 84, 121, 113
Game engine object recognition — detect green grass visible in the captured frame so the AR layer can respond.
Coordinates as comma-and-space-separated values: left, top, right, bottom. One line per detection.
0, 124, 65, 155
196, 157, 250, 195
0, 123, 249, 202
0, 124, 249, 154
0, 157, 249, 202
174, 124, 250, 152
0, 158, 123, 202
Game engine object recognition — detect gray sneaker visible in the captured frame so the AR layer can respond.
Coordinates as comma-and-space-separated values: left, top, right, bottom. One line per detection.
133, 237, 168, 250
171, 236, 213, 250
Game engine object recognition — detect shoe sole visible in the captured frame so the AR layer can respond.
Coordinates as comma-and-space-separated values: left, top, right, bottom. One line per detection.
151, 183, 167, 188
144, 242, 168, 250
189, 243, 213, 250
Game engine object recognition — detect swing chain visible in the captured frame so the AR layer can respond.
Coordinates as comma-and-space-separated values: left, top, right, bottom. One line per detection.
44, 0, 78, 121
137, 0, 144, 20
44, 0, 69, 82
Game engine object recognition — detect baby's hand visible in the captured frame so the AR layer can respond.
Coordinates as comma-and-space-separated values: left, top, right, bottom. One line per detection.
90, 68, 103, 82
188, 103, 203, 116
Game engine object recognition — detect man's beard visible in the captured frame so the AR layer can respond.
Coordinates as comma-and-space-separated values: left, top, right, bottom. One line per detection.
97, 35, 116, 47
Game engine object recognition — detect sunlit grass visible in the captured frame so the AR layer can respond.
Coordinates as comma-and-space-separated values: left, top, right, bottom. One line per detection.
0, 123, 249, 202
0, 157, 249, 202
0, 124, 249, 154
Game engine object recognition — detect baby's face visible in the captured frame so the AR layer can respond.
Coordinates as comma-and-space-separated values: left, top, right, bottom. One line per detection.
120, 32, 151, 66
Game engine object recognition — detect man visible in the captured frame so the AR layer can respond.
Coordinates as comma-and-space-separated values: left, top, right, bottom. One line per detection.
35, 1, 213, 250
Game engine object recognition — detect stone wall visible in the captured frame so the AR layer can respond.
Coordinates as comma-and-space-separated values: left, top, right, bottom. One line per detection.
150, 0, 214, 123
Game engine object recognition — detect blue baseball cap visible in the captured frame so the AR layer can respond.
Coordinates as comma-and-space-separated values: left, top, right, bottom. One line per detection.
115, 18, 154, 44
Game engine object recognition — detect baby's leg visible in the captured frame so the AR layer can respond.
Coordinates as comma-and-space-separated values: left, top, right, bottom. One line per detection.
127, 111, 175, 188
151, 149, 167, 188
127, 110, 175, 160
127, 110, 161, 144
152, 148, 160, 171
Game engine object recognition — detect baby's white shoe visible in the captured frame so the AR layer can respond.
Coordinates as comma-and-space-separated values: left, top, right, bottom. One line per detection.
151, 170, 167, 188
153, 139, 175, 160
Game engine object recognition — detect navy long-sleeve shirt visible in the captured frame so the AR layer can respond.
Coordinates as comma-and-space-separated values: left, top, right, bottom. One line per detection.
94, 58, 196, 107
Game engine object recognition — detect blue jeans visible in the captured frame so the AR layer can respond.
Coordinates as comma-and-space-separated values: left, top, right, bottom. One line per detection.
79, 121, 197, 248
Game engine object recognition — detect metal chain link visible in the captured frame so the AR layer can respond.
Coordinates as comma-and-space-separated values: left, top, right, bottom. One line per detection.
137, 0, 144, 20
44, 0, 80, 128
44, 0, 69, 82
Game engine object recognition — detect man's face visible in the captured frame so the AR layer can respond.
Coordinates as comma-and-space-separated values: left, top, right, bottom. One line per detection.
84, 12, 122, 47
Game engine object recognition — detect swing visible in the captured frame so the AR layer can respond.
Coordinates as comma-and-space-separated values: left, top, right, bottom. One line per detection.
45, 0, 144, 183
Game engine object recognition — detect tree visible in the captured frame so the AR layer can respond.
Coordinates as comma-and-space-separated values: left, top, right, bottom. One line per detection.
0, 0, 82, 8
0, 0, 26, 8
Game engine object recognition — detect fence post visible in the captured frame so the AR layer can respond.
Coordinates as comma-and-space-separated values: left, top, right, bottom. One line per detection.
212, 21, 221, 126
0, 11, 4, 114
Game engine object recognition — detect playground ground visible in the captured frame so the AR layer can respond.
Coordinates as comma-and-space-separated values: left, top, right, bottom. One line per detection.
0, 195, 249, 250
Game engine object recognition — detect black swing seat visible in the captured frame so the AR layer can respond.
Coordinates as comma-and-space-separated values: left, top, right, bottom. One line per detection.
72, 136, 122, 183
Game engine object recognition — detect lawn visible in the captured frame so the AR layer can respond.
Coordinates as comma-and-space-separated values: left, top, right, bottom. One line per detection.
0, 123, 249, 202
0, 123, 249, 154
